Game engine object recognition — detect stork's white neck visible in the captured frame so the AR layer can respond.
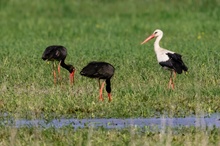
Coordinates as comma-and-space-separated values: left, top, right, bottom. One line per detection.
154, 33, 163, 52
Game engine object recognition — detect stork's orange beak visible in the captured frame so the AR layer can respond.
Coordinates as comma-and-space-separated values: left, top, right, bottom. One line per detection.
141, 34, 155, 45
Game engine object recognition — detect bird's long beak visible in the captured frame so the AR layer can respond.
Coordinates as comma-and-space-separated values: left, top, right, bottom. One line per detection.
141, 34, 155, 45
70, 71, 75, 85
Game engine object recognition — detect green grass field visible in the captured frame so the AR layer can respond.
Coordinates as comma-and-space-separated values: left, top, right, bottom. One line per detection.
0, 0, 220, 145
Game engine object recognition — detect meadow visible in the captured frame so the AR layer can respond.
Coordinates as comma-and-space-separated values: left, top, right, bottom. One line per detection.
0, 0, 220, 145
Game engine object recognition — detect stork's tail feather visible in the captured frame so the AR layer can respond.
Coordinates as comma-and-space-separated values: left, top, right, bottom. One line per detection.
182, 64, 188, 72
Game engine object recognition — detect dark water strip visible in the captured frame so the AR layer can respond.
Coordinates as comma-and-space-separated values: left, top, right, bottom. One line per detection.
2, 114, 220, 129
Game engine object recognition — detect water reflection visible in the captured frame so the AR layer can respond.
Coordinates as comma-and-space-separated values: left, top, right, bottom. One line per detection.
2, 114, 220, 129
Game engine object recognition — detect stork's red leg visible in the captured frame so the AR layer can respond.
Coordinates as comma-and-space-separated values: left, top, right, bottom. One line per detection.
108, 93, 112, 102
53, 62, 56, 85
171, 78, 174, 90
98, 79, 101, 99
168, 71, 174, 90
170, 71, 175, 90
168, 71, 171, 89
58, 61, 61, 81
99, 81, 105, 101
168, 78, 171, 89
172, 71, 176, 89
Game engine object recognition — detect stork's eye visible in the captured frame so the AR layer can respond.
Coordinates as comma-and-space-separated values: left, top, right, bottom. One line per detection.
154, 32, 158, 34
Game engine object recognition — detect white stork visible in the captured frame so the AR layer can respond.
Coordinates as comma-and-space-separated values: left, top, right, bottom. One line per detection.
141, 29, 188, 89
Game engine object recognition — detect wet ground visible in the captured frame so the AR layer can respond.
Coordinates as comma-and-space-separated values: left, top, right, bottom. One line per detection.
2, 114, 220, 129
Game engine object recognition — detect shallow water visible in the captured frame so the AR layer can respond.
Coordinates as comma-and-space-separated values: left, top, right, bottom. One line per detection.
3, 114, 220, 129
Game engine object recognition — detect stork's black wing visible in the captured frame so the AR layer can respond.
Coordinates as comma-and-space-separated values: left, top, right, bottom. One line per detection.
80, 62, 115, 79
166, 53, 188, 74
42, 45, 67, 61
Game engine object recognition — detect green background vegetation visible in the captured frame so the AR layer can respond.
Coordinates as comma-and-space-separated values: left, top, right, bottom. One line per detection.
0, 0, 220, 145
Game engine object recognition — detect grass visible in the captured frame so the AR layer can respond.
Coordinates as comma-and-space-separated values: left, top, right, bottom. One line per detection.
0, 125, 220, 146
0, 0, 219, 119
0, 0, 220, 145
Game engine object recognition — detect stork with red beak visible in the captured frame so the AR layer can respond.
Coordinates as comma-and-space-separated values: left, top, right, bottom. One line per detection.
141, 29, 188, 89
42, 45, 75, 85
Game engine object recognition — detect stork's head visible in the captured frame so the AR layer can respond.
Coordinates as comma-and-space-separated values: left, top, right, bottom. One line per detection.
153, 29, 163, 37
141, 29, 163, 45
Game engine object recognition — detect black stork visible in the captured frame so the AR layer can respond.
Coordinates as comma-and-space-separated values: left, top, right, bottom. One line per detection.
80, 61, 115, 102
42, 45, 75, 85
141, 29, 188, 89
